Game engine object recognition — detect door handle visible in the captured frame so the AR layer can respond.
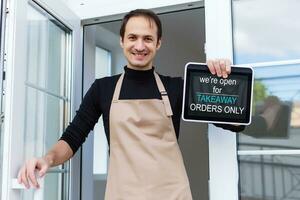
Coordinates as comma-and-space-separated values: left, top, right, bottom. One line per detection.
10, 168, 67, 189
11, 178, 44, 189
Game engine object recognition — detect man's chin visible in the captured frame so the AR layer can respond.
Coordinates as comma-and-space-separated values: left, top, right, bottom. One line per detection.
128, 63, 152, 70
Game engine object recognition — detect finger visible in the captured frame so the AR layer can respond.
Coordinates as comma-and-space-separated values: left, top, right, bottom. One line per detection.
27, 161, 39, 188
21, 167, 30, 189
220, 59, 228, 78
213, 59, 222, 77
17, 167, 23, 184
38, 164, 48, 178
27, 170, 39, 189
225, 59, 231, 75
207, 60, 216, 75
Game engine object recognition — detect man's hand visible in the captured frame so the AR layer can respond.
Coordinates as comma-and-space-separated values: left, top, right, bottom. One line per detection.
207, 59, 232, 78
17, 140, 73, 189
17, 157, 51, 189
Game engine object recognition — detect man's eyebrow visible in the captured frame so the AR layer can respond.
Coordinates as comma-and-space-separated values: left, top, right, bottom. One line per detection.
126, 33, 137, 37
127, 33, 154, 38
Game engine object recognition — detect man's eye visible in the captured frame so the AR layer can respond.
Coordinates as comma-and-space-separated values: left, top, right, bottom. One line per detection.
145, 37, 153, 42
128, 36, 136, 40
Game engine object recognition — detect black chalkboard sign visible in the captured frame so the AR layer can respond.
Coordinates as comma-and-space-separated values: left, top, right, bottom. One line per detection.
182, 62, 253, 125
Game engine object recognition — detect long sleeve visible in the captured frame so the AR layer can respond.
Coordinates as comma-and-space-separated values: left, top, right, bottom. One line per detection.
59, 80, 102, 154
213, 123, 245, 132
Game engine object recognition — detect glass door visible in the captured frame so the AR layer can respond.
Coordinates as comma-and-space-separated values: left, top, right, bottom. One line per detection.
1, 0, 81, 200
205, 0, 300, 199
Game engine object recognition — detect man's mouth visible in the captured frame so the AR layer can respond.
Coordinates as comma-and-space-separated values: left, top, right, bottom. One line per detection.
132, 52, 148, 56
131, 52, 149, 61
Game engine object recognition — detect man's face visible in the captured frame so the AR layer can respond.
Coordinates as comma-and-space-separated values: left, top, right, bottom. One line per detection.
120, 16, 161, 70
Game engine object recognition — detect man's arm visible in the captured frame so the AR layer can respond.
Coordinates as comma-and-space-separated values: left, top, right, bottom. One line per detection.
213, 123, 245, 132
44, 140, 74, 167
17, 79, 103, 189
17, 140, 73, 189
17, 77, 101, 188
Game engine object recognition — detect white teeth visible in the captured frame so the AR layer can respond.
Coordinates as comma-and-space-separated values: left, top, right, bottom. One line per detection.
133, 53, 147, 56
132, 52, 147, 55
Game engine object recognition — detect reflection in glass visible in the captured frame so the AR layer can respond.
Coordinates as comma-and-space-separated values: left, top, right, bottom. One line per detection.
239, 155, 300, 200
232, 0, 300, 63
233, 0, 300, 199
238, 64, 300, 150
21, 4, 70, 200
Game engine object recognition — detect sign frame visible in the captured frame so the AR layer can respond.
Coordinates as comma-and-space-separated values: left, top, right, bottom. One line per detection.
182, 62, 254, 125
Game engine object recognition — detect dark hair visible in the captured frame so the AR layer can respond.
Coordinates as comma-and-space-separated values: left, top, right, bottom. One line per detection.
120, 9, 162, 42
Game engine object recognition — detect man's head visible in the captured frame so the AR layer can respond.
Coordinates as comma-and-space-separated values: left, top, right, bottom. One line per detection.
120, 9, 162, 70
120, 9, 162, 42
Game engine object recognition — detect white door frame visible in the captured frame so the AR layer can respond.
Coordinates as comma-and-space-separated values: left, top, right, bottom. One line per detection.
205, 0, 239, 199
1, 0, 82, 199
0, 0, 6, 113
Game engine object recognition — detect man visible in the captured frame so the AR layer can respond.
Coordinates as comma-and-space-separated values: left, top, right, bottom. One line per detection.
18, 9, 242, 199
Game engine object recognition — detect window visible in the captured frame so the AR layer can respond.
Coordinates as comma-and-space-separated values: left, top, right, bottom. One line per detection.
232, 0, 300, 199
233, 0, 300, 64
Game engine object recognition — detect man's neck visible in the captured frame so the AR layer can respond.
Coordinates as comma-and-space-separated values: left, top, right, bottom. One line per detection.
127, 64, 153, 71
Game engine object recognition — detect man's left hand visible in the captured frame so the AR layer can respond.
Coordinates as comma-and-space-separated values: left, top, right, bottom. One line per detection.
207, 59, 231, 78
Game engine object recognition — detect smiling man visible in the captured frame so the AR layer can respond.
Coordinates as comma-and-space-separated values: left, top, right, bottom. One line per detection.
18, 9, 242, 199
120, 15, 161, 70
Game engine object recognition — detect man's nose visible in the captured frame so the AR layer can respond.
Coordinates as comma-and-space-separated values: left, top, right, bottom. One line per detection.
134, 39, 145, 51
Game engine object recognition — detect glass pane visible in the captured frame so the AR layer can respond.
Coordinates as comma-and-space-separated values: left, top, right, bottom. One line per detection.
232, 0, 300, 63
26, 5, 67, 97
21, 87, 67, 199
23, 87, 64, 157
238, 64, 300, 150
239, 155, 300, 200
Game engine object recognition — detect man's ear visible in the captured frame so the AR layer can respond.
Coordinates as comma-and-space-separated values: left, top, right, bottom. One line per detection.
120, 37, 124, 48
156, 39, 162, 50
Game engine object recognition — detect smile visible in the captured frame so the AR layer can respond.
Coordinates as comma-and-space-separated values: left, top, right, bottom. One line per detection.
132, 52, 148, 56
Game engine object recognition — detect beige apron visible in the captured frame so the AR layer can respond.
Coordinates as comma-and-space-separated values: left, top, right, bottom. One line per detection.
104, 72, 193, 200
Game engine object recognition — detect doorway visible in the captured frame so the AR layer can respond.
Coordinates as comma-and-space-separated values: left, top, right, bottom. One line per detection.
82, 7, 209, 200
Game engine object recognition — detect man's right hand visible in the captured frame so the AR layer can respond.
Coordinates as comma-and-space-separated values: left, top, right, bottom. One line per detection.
17, 157, 51, 189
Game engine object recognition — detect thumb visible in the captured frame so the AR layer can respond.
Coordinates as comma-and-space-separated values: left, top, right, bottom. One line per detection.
38, 164, 48, 178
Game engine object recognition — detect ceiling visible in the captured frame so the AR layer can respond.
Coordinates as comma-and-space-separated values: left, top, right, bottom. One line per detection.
63, 0, 203, 20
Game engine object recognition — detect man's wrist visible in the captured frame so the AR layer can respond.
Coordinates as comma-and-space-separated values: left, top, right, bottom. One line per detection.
43, 153, 55, 167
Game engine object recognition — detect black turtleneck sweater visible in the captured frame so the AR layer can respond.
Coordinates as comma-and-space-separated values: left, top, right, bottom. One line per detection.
60, 66, 244, 154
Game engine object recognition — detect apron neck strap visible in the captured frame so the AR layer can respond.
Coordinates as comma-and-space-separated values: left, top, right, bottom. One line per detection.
112, 71, 173, 117
112, 73, 124, 102
153, 72, 173, 116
